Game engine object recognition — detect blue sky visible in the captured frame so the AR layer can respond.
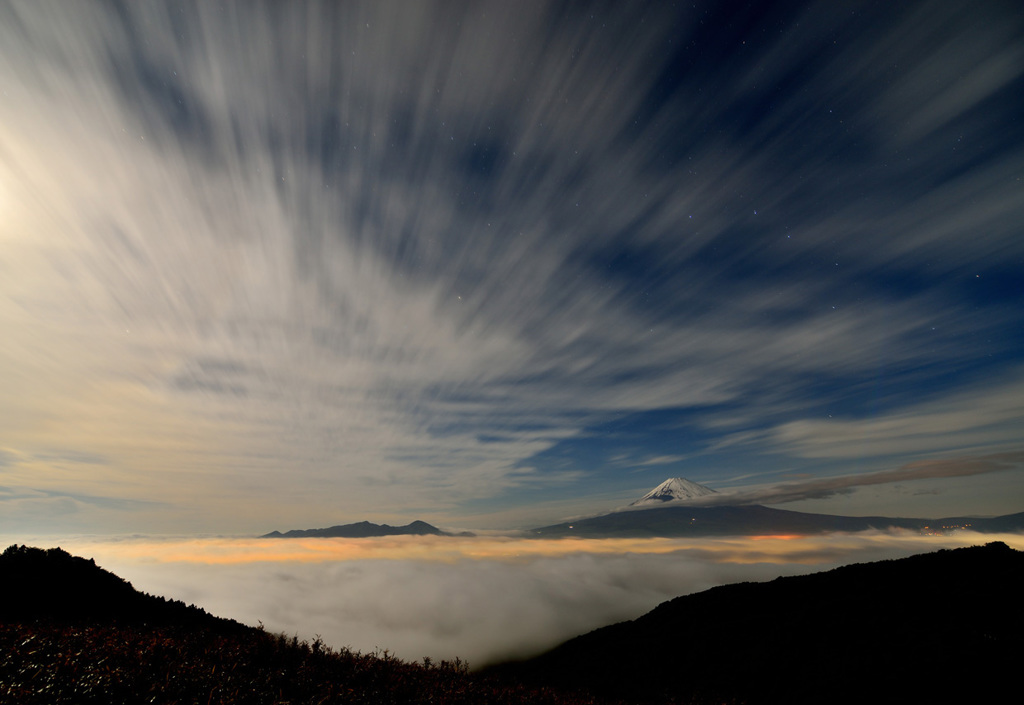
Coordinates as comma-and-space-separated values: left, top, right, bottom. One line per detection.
0, 0, 1022, 534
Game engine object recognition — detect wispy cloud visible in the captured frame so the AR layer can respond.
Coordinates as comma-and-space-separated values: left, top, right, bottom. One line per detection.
759, 374, 1024, 460
0, 1, 1021, 531
636, 455, 689, 467
688, 451, 1024, 508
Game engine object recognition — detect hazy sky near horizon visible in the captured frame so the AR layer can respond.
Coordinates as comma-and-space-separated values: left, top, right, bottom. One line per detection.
1, 0, 1023, 535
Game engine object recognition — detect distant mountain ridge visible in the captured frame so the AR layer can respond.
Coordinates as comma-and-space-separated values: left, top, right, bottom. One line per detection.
262, 519, 474, 539
532, 502, 1024, 537
532, 477, 1024, 537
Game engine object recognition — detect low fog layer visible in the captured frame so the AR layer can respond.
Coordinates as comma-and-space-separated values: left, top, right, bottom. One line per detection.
10, 532, 1021, 666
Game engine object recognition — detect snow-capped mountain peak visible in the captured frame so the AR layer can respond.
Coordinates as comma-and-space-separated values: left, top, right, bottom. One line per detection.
629, 477, 717, 506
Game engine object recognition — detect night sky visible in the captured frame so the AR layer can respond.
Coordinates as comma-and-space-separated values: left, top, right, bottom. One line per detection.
1, 0, 1022, 535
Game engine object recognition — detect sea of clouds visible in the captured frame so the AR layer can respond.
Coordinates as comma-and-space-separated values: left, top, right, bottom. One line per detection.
5, 531, 1020, 666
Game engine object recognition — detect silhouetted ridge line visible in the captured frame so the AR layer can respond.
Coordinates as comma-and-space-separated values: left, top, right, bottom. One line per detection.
0, 544, 243, 631
531, 503, 1024, 537
487, 542, 1024, 704
262, 519, 474, 538
0, 544, 622, 704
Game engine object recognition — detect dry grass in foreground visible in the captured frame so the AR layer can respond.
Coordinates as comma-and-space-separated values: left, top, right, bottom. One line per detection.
0, 620, 623, 705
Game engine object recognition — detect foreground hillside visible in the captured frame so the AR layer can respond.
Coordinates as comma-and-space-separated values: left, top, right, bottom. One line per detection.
0, 545, 606, 705
4, 543, 1021, 704
488, 542, 1024, 704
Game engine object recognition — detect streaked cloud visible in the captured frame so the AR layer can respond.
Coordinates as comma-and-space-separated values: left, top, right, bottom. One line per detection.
686, 451, 1024, 509
763, 375, 1024, 460
0, 1, 1021, 533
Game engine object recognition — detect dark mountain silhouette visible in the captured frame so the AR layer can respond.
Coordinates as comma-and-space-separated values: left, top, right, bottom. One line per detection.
262, 519, 474, 538
530, 504, 1024, 538
5, 542, 1021, 703
487, 542, 1024, 704
0, 544, 611, 704
0, 544, 244, 631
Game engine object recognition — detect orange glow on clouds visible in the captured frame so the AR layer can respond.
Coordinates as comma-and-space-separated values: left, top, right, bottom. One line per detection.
16, 530, 1024, 569
749, 534, 805, 540
5, 530, 1022, 664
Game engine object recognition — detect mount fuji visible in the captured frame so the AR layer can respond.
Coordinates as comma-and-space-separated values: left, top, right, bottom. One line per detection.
530, 477, 1024, 538
628, 477, 717, 506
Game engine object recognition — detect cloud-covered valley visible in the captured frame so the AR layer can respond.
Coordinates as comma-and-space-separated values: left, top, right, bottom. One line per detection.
7, 532, 1016, 666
